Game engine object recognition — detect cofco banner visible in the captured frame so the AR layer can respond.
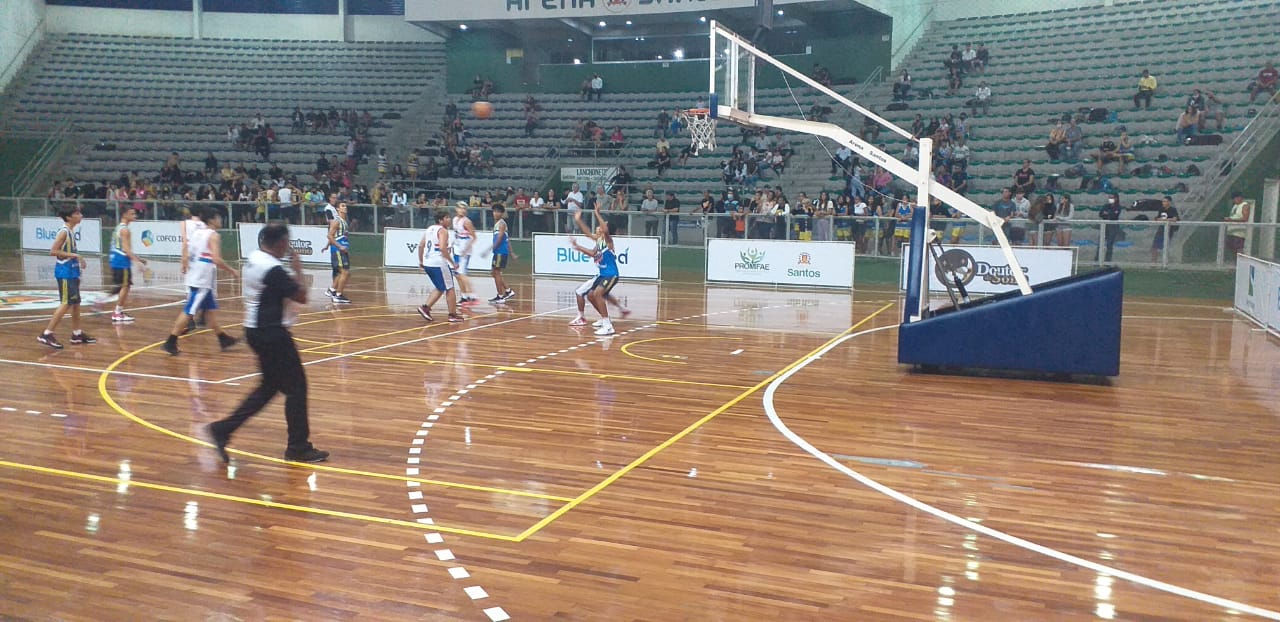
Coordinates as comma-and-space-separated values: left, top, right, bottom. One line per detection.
383, 227, 494, 272
900, 245, 1075, 295
706, 239, 854, 288
532, 233, 660, 279
238, 223, 331, 265
129, 220, 185, 257
22, 217, 103, 253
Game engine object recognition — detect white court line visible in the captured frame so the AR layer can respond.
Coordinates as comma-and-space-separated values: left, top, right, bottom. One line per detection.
216, 307, 575, 383
0, 295, 245, 326
762, 324, 1280, 621
0, 355, 230, 383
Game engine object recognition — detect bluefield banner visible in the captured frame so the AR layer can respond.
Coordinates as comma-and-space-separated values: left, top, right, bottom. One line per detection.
532, 233, 660, 280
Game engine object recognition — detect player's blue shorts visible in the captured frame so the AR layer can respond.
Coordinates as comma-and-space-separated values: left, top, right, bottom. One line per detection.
423, 266, 454, 292
183, 287, 218, 315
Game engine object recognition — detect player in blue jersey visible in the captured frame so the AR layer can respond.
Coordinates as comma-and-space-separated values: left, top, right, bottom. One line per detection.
568, 210, 629, 327
107, 205, 147, 323
38, 205, 95, 349
568, 202, 621, 336
488, 204, 517, 304
325, 201, 352, 304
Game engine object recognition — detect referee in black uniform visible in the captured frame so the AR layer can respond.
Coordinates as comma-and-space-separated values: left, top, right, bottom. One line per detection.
207, 222, 328, 463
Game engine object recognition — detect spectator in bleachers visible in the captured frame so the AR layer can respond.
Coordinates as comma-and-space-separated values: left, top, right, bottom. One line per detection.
962, 44, 977, 72
809, 102, 833, 122
1199, 91, 1226, 131
1185, 89, 1206, 113
947, 66, 964, 96
445, 100, 458, 121
641, 189, 661, 236
909, 114, 924, 138
1175, 106, 1200, 145
663, 191, 681, 244
893, 70, 912, 102
1100, 192, 1122, 262
946, 45, 963, 74
1224, 191, 1252, 260
969, 81, 991, 117
1063, 118, 1085, 161
609, 166, 634, 196
525, 107, 540, 137
1248, 62, 1278, 103
861, 111, 881, 143
203, 152, 218, 178
952, 137, 971, 168
654, 148, 673, 177
1134, 70, 1158, 110
1094, 136, 1121, 174
812, 64, 833, 87
992, 187, 1016, 241
1046, 119, 1067, 161
588, 74, 604, 102
1151, 195, 1179, 262
655, 110, 671, 139
831, 145, 853, 176
975, 43, 989, 74
1012, 160, 1036, 195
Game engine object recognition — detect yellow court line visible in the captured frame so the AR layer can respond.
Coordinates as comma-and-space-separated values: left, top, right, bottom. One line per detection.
313, 352, 755, 390
292, 336, 334, 346
513, 301, 896, 542
619, 336, 743, 365
96, 319, 575, 503
0, 460, 521, 541
298, 311, 508, 352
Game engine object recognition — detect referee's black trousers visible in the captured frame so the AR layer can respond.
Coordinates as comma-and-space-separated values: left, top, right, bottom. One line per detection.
220, 327, 311, 453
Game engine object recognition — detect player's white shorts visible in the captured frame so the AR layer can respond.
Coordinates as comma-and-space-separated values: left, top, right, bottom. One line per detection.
575, 276, 596, 297
452, 253, 471, 276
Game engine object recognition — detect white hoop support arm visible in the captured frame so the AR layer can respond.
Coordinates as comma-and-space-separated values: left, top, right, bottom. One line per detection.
723, 110, 1032, 296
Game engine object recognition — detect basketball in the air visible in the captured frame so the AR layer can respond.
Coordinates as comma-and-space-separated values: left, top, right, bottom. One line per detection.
472, 101, 493, 119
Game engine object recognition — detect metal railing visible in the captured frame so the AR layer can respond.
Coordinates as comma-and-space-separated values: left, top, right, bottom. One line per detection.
4, 196, 1276, 268
9, 120, 74, 197
1181, 93, 1280, 219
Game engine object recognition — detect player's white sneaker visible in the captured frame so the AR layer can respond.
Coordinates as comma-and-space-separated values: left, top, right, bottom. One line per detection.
111, 312, 135, 324
594, 324, 615, 336
569, 316, 587, 326
592, 319, 604, 327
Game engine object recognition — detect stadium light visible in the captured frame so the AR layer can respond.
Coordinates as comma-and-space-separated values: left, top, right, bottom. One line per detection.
598, 20, 606, 27
458, 24, 468, 30
573, 58, 582, 64
699, 16, 707, 23
777, 9, 784, 16
673, 49, 685, 60
625, 20, 632, 26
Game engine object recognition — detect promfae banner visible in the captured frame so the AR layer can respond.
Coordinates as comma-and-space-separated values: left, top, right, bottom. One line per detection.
706, 239, 854, 288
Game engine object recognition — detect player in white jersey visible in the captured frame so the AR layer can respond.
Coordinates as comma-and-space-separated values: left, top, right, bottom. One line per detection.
162, 207, 240, 355
451, 202, 478, 304
568, 210, 630, 326
181, 208, 208, 332
417, 209, 463, 323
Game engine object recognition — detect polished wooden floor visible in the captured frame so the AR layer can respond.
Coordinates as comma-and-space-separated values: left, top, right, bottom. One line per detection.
0, 251, 1277, 621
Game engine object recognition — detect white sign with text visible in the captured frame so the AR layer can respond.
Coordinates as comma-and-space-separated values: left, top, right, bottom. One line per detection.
706, 239, 854, 288
22, 217, 102, 254
128, 220, 185, 257
900, 245, 1076, 295
237, 223, 332, 265
382, 227, 493, 272
532, 233, 660, 280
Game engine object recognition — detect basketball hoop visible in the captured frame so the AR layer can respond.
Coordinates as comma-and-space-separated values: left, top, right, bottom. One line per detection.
679, 108, 716, 152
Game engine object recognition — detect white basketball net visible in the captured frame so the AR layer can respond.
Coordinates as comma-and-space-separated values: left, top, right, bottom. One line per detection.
679, 109, 716, 152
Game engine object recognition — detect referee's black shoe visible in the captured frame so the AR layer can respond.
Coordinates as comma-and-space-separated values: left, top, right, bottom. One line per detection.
284, 447, 330, 463
206, 422, 231, 463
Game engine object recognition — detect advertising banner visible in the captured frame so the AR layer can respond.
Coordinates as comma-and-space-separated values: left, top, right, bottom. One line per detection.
22, 217, 102, 254
560, 166, 618, 190
238, 223, 331, 265
128, 220, 185, 257
533, 234, 660, 280
900, 245, 1076, 295
1234, 255, 1280, 333
383, 227, 493, 272
706, 239, 854, 288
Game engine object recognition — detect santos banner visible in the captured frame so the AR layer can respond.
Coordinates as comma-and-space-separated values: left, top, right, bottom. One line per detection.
532, 233, 660, 280
706, 239, 854, 288
237, 223, 332, 265
900, 245, 1075, 295
22, 217, 103, 253
1234, 255, 1280, 334
129, 220, 185, 257
382, 227, 493, 272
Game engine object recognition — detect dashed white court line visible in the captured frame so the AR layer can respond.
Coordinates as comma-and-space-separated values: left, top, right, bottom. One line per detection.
761, 324, 1280, 621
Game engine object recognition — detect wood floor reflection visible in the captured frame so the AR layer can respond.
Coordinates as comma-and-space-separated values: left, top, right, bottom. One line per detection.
0, 252, 1276, 621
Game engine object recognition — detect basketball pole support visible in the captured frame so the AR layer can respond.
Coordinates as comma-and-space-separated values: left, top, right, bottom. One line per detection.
708, 21, 1121, 377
